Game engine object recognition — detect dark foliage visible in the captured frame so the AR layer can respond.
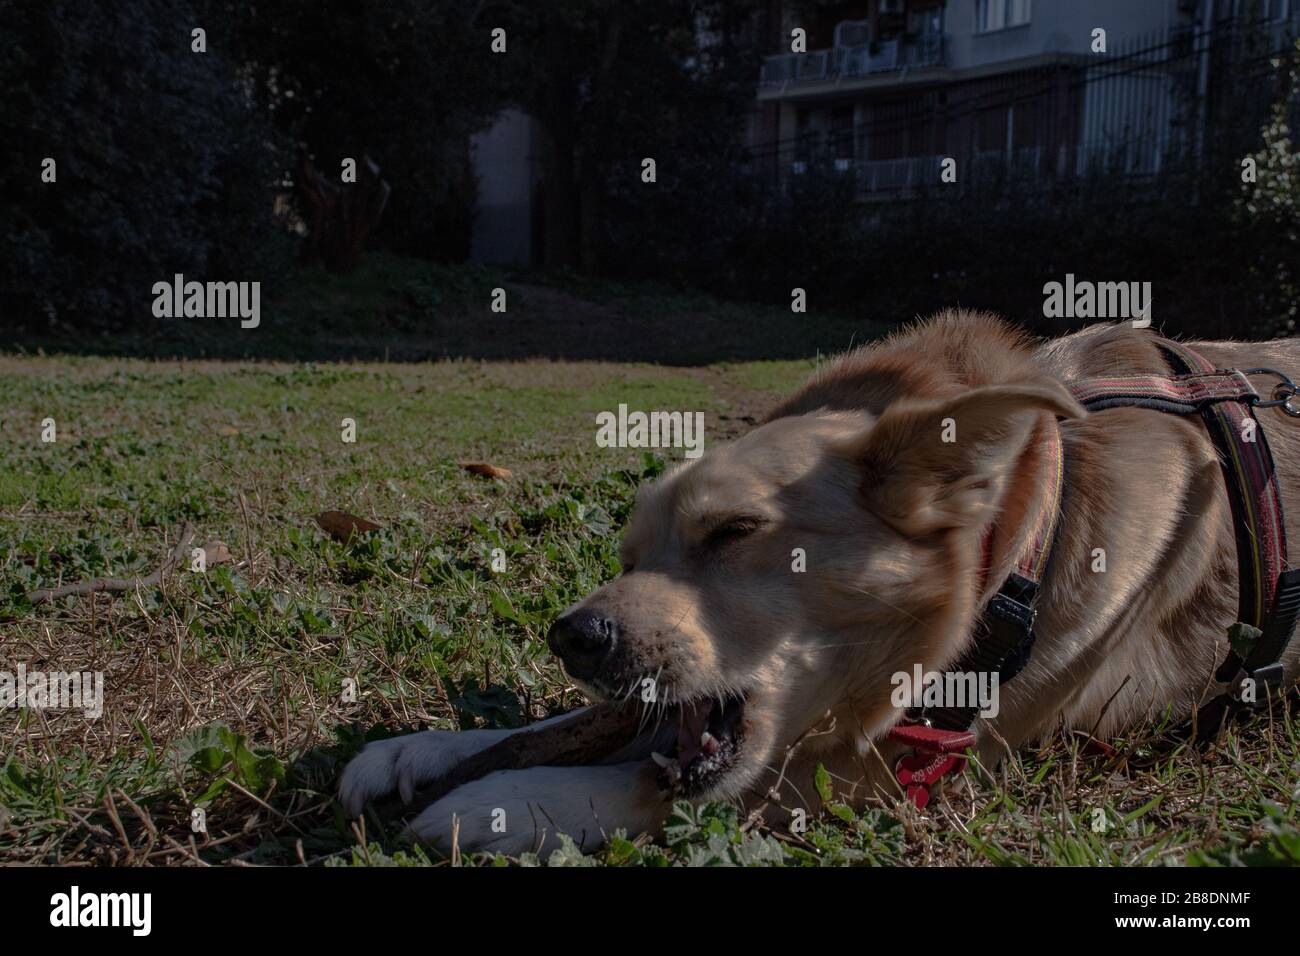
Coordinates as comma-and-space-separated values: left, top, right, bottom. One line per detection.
0, 0, 292, 331
225, 0, 512, 262
491, 0, 768, 271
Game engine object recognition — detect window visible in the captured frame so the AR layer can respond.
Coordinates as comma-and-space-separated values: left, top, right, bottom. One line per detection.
1228, 0, 1291, 19
833, 18, 871, 47
831, 105, 856, 160
909, 6, 944, 36
975, 0, 1032, 33
1263, 0, 1293, 20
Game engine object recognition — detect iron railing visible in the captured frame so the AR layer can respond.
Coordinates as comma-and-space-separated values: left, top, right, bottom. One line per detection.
760, 33, 948, 87
747, 13, 1300, 198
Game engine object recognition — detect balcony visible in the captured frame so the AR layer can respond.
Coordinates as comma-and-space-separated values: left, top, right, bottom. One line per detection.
759, 34, 948, 89
769, 144, 1048, 197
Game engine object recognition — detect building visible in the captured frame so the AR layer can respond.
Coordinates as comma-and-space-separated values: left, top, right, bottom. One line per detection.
748, 0, 1300, 194
470, 109, 543, 267
467, 1, 1300, 263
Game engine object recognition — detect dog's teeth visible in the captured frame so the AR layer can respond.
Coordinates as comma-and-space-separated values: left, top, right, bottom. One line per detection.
701, 731, 719, 754
652, 751, 682, 785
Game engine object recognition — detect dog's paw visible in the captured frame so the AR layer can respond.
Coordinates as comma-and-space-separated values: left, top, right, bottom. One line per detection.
338, 729, 512, 817
405, 762, 666, 859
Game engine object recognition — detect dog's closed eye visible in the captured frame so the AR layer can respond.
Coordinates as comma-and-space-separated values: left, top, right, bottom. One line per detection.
702, 515, 767, 549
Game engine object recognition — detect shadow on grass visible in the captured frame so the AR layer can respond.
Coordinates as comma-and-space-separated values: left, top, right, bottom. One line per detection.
5, 254, 892, 366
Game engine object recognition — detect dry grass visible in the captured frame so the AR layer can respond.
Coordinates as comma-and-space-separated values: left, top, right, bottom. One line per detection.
1, 341, 1296, 866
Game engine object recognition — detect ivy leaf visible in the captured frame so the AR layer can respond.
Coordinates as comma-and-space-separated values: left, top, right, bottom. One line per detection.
442, 676, 523, 729
1228, 621, 1263, 661
814, 762, 833, 803
489, 589, 524, 624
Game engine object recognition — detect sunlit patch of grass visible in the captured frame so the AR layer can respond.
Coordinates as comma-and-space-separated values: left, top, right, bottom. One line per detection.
1, 343, 1296, 866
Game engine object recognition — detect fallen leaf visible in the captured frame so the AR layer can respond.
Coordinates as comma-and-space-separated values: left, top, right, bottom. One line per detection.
1072, 731, 1118, 758
200, 541, 233, 565
314, 511, 382, 542
217, 425, 240, 436
459, 461, 513, 480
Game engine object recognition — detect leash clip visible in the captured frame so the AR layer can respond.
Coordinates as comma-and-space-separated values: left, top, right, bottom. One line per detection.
1243, 367, 1300, 417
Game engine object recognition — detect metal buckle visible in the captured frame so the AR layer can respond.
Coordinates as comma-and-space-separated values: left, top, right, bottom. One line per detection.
1226, 662, 1286, 708
1244, 367, 1300, 417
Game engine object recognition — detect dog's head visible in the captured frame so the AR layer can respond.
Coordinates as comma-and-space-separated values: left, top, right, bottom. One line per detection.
549, 379, 1082, 801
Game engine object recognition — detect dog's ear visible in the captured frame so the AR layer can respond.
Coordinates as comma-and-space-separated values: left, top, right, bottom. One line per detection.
837, 379, 1084, 535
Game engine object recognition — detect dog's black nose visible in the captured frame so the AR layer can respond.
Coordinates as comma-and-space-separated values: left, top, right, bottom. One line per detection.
547, 609, 617, 680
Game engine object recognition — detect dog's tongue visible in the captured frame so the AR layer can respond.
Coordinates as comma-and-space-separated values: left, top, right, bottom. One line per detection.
676, 699, 714, 767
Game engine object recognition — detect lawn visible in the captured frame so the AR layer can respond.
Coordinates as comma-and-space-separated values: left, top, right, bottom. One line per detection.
2, 266, 1298, 866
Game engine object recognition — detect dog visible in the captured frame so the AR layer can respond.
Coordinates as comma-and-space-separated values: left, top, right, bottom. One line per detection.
340, 311, 1300, 856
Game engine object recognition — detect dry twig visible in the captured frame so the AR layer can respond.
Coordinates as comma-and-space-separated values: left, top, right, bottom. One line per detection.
29, 523, 196, 605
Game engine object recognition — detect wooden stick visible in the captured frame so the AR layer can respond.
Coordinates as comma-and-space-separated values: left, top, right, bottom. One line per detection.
392, 704, 643, 819
28, 522, 196, 605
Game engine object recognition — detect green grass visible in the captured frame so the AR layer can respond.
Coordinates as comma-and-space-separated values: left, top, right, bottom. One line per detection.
0, 344, 802, 865
1, 270, 1298, 866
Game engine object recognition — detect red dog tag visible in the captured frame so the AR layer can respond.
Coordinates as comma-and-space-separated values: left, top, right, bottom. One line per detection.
887, 724, 975, 753
894, 752, 963, 809
886, 724, 976, 808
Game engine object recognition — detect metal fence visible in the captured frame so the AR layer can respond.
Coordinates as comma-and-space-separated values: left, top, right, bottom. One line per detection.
746, 11, 1300, 199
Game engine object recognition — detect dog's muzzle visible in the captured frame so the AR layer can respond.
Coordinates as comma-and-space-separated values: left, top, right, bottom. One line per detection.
547, 609, 618, 681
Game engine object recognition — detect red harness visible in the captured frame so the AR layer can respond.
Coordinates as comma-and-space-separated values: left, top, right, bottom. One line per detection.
886, 336, 1300, 808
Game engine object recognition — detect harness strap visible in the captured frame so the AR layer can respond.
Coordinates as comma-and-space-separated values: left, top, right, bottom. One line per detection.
885, 333, 1299, 807
1093, 340, 1298, 741
1092, 343, 1294, 738
1154, 340, 1287, 636
1067, 368, 1261, 415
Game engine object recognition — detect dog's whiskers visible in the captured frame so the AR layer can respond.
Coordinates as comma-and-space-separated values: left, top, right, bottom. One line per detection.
839, 583, 927, 626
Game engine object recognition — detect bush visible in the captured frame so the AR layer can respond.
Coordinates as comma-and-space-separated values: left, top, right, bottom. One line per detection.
226, 0, 510, 263
0, 1, 292, 331
1236, 38, 1300, 335
599, 149, 1296, 341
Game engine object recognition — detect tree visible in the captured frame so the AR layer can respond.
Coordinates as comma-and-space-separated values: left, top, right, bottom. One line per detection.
1237, 38, 1300, 333
0, 0, 291, 330
490, 0, 767, 271
224, 0, 513, 262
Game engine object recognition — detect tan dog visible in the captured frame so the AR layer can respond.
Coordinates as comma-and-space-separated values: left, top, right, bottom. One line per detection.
340, 311, 1300, 856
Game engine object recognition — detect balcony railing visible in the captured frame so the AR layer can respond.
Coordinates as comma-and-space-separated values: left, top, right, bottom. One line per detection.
760, 34, 948, 87
774, 145, 1047, 196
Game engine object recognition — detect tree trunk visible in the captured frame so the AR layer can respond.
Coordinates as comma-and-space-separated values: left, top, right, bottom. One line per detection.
577, 10, 623, 274
540, 119, 580, 270
537, 10, 581, 270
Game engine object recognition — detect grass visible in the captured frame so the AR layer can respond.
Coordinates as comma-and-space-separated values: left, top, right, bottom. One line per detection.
1, 264, 1298, 866
10, 251, 889, 365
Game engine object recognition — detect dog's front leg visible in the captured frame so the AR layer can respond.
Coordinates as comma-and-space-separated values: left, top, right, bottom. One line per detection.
339, 708, 590, 817
407, 760, 667, 858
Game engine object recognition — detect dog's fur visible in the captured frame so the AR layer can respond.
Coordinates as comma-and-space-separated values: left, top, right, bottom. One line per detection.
340, 312, 1300, 856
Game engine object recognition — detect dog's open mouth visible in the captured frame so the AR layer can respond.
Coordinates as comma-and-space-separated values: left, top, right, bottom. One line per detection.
650, 693, 746, 796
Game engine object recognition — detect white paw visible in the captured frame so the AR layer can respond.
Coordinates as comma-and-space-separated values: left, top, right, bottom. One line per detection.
338, 729, 512, 817
406, 762, 667, 859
